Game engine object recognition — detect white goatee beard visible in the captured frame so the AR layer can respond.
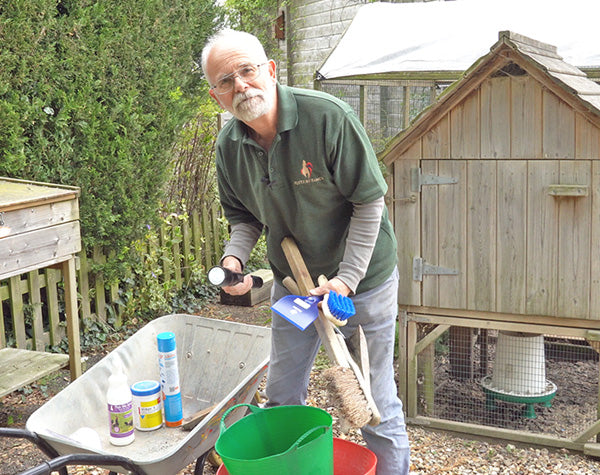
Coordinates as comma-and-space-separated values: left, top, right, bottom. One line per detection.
232, 87, 274, 122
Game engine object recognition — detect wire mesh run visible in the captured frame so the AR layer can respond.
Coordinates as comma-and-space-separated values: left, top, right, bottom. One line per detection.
413, 322, 599, 440
319, 81, 438, 152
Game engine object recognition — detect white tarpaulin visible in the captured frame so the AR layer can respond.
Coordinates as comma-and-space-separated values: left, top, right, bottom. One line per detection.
316, 0, 600, 80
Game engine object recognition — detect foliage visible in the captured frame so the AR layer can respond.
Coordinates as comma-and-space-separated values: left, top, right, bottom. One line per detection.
164, 99, 221, 214
0, 0, 223, 257
120, 210, 221, 322
223, 0, 282, 61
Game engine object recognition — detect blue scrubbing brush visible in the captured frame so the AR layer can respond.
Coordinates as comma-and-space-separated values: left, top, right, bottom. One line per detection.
318, 275, 355, 327
322, 291, 355, 326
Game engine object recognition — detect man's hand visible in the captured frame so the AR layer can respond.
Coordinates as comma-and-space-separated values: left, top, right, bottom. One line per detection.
220, 256, 253, 296
309, 276, 351, 298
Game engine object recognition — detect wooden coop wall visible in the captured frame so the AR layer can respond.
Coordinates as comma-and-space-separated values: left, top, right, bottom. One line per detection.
391, 73, 600, 321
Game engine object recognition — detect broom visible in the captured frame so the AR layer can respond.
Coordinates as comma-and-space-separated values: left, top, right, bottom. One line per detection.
281, 237, 381, 428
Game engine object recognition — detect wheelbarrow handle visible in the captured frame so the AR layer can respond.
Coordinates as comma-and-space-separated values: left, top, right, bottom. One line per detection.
19, 453, 148, 475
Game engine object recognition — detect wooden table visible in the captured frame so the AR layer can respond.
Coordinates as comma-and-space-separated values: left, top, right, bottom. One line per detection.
0, 177, 82, 387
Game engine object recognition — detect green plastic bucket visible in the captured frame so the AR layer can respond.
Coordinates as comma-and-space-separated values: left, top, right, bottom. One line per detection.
215, 404, 333, 475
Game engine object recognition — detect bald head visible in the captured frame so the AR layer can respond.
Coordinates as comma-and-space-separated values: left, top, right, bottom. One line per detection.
201, 29, 268, 80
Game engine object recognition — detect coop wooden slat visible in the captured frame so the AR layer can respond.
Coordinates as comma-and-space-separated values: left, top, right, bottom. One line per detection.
497, 160, 527, 315
481, 76, 510, 159
511, 76, 544, 159
0, 348, 69, 398
421, 159, 439, 307
437, 160, 467, 309
467, 161, 496, 311
557, 160, 591, 319
526, 161, 559, 316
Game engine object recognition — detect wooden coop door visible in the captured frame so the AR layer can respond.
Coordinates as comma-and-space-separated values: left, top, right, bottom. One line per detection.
418, 159, 599, 321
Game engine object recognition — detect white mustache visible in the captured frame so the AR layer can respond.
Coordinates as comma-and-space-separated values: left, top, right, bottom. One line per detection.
233, 89, 263, 109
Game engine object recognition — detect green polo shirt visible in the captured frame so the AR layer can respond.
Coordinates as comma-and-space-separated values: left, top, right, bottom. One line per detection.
215, 84, 397, 294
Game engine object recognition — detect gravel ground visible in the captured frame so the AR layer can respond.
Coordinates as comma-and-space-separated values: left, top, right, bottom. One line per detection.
2, 300, 600, 474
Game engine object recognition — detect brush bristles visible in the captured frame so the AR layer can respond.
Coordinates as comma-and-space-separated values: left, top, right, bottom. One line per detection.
323, 366, 372, 428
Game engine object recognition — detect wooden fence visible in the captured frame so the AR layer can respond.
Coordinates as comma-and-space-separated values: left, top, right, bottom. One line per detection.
0, 203, 224, 351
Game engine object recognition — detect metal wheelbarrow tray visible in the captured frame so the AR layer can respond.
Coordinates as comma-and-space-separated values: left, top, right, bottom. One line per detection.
7, 314, 271, 475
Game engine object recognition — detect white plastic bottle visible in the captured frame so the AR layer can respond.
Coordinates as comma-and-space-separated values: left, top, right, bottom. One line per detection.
107, 362, 135, 446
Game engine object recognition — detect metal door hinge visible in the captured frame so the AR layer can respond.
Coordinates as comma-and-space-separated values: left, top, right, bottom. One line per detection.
413, 256, 459, 281
411, 167, 458, 193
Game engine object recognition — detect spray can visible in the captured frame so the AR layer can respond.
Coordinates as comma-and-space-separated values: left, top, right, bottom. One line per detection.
157, 332, 183, 427
106, 362, 135, 446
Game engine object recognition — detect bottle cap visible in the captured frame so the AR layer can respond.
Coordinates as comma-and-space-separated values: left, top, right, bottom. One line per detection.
157, 332, 176, 352
131, 380, 161, 397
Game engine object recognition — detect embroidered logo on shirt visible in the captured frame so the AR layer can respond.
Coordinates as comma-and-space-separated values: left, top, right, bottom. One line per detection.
300, 160, 313, 178
294, 160, 324, 186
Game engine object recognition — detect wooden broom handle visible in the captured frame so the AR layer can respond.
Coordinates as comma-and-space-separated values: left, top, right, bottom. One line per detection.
281, 237, 348, 367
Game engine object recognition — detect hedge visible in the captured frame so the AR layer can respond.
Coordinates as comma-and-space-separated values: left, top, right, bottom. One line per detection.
0, 0, 223, 255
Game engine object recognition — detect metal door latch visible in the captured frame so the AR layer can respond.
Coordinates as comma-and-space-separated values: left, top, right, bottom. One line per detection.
413, 256, 458, 281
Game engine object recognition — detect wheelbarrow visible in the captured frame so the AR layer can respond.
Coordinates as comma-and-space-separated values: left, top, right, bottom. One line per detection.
0, 314, 271, 475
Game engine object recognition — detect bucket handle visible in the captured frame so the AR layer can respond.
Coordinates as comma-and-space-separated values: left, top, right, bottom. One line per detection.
219, 404, 331, 452
290, 424, 331, 451
220, 403, 263, 433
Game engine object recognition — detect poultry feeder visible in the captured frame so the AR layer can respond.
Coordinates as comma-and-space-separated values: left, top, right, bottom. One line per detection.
481, 331, 557, 418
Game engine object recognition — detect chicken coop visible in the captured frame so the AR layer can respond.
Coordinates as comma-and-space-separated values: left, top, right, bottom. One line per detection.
382, 31, 600, 454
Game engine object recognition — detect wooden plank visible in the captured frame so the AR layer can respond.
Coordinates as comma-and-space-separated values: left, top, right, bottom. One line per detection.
0, 348, 69, 398
557, 160, 592, 319
422, 114, 450, 159
0, 295, 5, 348
408, 312, 591, 339
481, 76, 511, 159
0, 221, 81, 280
421, 159, 439, 307
182, 217, 192, 282
62, 258, 82, 380
0, 178, 78, 212
511, 76, 543, 159
591, 161, 600, 321
437, 160, 466, 309
496, 161, 527, 314
410, 416, 583, 452
28, 270, 44, 351
450, 91, 480, 159
575, 114, 600, 159
192, 210, 203, 265
9, 276, 26, 348
526, 161, 559, 316
78, 251, 92, 322
406, 305, 600, 330
542, 90, 575, 158
45, 268, 62, 346
393, 150, 421, 307
406, 321, 418, 418
0, 200, 78, 239
467, 161, 496, 312
93, 246, 106, 322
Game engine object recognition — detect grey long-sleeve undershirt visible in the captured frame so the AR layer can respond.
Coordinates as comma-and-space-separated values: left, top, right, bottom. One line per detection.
222, 196, 385, 294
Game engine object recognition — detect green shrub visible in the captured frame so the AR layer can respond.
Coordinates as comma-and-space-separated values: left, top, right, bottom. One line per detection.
0, 0, 223, 256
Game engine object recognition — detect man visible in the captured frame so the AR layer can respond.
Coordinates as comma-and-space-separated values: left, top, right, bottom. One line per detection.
201, 29, 410, 474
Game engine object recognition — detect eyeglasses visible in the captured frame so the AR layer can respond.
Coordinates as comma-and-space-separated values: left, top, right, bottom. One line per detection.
211, 63, 267, 95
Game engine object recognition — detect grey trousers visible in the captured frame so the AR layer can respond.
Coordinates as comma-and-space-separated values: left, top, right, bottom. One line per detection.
265, 267, 410, 475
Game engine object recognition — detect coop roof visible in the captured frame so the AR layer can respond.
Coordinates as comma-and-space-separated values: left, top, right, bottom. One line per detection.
381, 30, 600, 163
316, 0, 600, 81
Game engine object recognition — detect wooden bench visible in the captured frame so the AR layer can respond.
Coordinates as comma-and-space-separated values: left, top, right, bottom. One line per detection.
0, 177, 82, 395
